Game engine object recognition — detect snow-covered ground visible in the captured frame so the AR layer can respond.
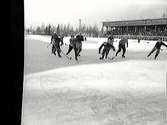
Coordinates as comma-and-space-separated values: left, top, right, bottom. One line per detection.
22, 35, 167, 125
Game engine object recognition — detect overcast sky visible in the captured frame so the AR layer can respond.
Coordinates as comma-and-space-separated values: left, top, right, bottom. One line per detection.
25, 0, 167, 28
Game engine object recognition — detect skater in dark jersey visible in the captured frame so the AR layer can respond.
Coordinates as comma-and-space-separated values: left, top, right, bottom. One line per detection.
50, 33, 63, 57
66, 35, 78, 61
147, 38, 167, 59
76, 33, 84, 56
99, 38, 115, 60
107, 35, 114, 47
115, 37, 128, 58
50, 33, 58, 54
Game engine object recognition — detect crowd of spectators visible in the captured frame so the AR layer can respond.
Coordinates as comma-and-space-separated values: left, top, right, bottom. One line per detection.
107, 29, 167, 36
105, 28, 167, 41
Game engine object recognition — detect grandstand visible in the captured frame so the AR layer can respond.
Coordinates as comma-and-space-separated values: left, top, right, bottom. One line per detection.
102, 18, 167, 40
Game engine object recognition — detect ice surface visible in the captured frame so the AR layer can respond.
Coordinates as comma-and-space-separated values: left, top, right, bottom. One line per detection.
22, 35, 167, 125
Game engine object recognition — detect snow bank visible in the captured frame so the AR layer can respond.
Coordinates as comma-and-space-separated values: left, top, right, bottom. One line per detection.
24, 60, 166, 94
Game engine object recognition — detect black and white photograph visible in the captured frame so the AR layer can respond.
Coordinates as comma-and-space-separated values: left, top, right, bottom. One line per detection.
22, 0, 167, 125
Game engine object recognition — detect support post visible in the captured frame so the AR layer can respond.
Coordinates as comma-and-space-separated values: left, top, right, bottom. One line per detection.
145, 26, 147, 31
155, 25, 157, 32
127, 26, 128, 33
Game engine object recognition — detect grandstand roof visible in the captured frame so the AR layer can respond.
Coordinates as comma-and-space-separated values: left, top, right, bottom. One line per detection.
103, 18, 167, 27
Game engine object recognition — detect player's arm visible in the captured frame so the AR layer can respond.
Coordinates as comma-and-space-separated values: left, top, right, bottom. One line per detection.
110, 44, 115, 51
162, 42, 167, 48
99, 43, 104, 54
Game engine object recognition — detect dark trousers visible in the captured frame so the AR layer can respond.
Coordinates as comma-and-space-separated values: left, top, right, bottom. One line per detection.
77, 47, 82, 56
53, 44, 61, 57
101, 48, 110, 59
66, 45, 73, 55
52, 45, 55, 53
66, 45, 78, 60
76, 42, 82, 56
147, 47, 160, 59
116, 44, 126, 57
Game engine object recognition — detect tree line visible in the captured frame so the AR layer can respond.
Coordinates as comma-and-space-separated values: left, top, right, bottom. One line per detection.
25, 23, 103, 37
25, 11, 167, 37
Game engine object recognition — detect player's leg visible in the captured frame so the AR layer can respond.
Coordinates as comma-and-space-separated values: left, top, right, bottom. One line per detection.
78, 47, 82, 56
147, 47, 156, 57
122, 45, 126, 58
154, 49, 160, 60
76, 42, 81, 56
56, 45, 61, 58
115, 44, 121, 56
53, 45, 57, 56
78, 43, 82, 56
100, 48, 106, 59
74, 45, 78, 61
52, 45, 54, 53
105, 48, 110, 59
66, 45, 73, 55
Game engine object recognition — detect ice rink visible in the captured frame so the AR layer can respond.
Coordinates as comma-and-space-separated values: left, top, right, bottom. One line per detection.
22, 35, 167, 125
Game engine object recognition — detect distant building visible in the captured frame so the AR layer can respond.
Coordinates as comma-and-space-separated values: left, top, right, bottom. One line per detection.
102, 18, 167, 37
